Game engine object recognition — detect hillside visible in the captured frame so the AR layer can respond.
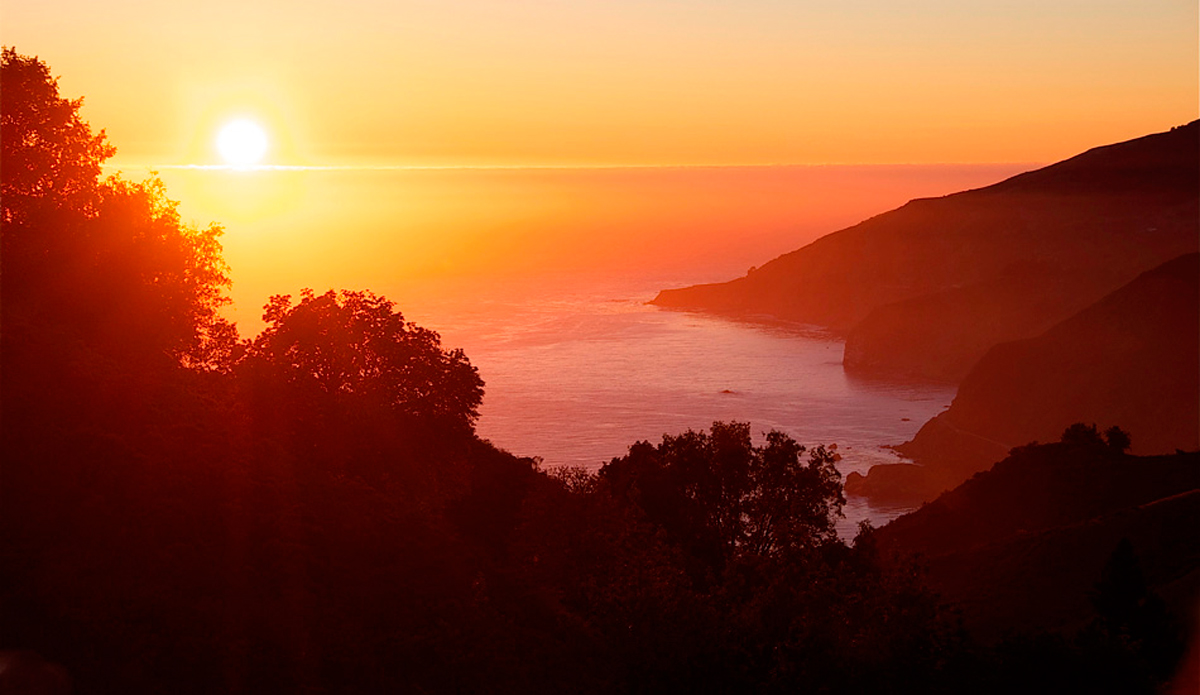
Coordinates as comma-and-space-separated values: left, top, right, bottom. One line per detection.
652, 122, 1199, 381
878, 252, 1199, 499
873, 442, 1200, 643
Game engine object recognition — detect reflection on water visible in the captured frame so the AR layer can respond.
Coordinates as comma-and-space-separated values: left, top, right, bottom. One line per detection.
401, 278, 955, 536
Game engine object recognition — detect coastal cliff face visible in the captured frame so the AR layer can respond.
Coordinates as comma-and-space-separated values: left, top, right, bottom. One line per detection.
852, 253, 1199, 503
653, 122, 1198, 382
841, 265, 1131, 382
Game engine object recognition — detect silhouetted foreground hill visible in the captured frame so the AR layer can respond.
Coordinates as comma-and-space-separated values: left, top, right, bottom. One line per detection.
856, 253, 1199, 501
653, 122, 1199, 381
874, 441, 1199, 647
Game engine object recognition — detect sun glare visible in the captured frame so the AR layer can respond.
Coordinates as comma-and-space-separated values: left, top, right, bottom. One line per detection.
216, 119, 269, 167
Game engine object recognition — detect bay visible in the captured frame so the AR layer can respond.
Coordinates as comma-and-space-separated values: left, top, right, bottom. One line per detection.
400, 277, 956, 538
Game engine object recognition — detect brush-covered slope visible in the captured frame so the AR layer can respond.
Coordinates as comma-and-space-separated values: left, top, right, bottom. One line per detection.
873, 442, 1200, 642
892, 252, 1199, 490
653, 122, 1199, 381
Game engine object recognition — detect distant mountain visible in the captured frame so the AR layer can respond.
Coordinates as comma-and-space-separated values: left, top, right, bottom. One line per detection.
873, 442, 1200, 643
872, 252, 1198, 500
653, 122, 1199, 382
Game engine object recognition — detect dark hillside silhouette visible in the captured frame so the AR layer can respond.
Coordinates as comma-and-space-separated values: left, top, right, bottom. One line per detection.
653, 122, 1199, 381
874, 434, 1198, 670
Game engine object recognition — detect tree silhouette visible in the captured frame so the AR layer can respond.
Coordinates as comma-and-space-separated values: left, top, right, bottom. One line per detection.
247, 288, 484, 429
1060, 423, 1135, 457
0, 46, 113, 226
599, 421, 844, 576
1069, 538, 1185, 694
1, 48, 235, 369
1103, 425, 1132, 454
1061, 422, 1105, 448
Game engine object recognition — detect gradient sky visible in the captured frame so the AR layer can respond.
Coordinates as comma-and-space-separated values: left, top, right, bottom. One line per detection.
4, 0, 1196, 168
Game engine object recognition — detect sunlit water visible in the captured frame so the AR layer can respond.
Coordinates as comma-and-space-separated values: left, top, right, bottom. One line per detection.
403, 278, 956, 538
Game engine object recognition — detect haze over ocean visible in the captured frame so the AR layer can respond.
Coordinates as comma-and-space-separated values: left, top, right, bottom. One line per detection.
145, 162, 1033, 333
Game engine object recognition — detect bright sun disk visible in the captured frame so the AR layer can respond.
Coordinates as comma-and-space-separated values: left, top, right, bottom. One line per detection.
216, 119, 268, 167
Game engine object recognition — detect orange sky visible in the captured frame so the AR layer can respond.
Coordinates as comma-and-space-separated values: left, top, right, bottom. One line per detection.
144, 163, 1031, 328
4, 0, 1197, 168
5, 1, 1197, 335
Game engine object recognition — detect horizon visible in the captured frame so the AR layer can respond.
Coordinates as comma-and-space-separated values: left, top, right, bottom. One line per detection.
135, 160, 1036, 335
105, 159, 1048, 171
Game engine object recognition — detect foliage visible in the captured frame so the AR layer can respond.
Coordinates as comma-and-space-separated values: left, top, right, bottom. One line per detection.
0, 46, 114, 225
977, 538, 1186, 695
246, 288, 484, 429
1061, 422, 1106, 448
1060, 422, 1134, 455
1, 48, 234, 369
599, 421, 844, 574
1103, 425, 1132, 454
1085, 538, 1182, 684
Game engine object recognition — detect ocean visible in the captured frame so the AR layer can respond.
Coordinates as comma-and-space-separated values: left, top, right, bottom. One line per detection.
398, 278, 956, 537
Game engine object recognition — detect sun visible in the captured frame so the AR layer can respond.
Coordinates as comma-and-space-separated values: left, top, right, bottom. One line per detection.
216, 119, 269, 167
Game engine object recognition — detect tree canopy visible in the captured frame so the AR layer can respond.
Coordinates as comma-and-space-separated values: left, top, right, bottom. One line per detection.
599, 421, 845, 575
1060, 422, 1133, 455
0, 46, 113, 225
1, 47, 234, 369
247, 288, 484, 429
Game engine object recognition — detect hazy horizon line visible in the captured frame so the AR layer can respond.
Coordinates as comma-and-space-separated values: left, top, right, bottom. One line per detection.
102, 160, 1041, 173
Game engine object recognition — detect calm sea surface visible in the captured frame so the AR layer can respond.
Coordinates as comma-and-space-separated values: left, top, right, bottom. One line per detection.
401, 278, 956, 537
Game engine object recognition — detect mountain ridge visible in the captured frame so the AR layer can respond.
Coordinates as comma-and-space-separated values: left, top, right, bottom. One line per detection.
652, 121, 1199, 381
